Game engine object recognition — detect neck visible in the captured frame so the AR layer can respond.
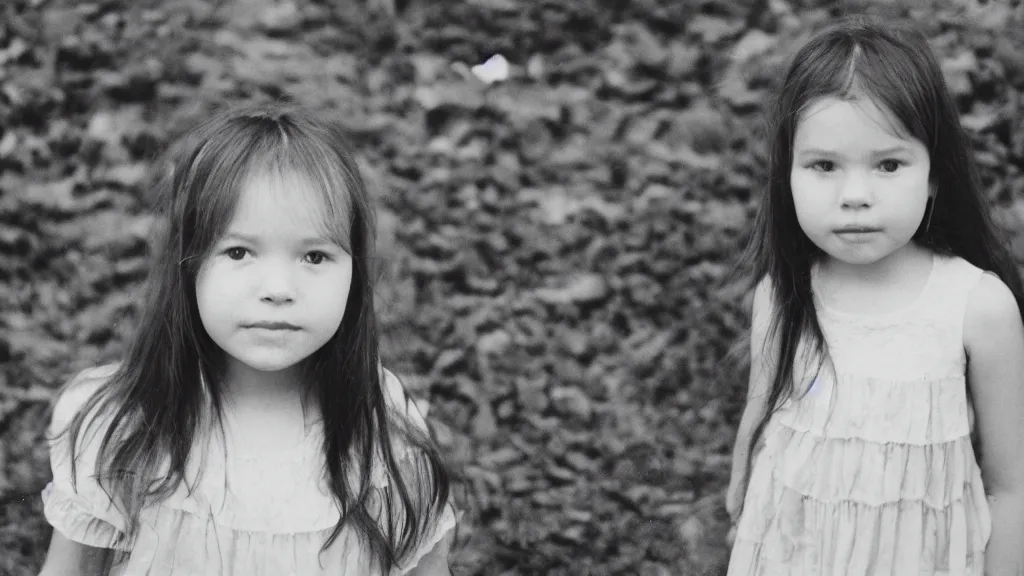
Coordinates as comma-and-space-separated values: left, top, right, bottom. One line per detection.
220, 359, 310, 412
818, 242, 930, 286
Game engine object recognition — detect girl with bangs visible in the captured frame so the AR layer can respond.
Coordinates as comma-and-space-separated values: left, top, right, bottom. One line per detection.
36, 105, 458, 575
724, 17, 1024, 575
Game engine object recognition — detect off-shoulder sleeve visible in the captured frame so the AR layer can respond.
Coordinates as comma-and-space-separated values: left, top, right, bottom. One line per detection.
41, 365, 130, 550
379, 368, 460, 575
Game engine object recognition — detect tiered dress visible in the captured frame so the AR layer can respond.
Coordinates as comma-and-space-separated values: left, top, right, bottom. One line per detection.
728, 253, 992, 575
42, 367, 457, 575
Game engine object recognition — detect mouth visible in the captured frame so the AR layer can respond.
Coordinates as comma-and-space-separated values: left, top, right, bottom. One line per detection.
243, 322, 301, 331
834, 227, 882, 234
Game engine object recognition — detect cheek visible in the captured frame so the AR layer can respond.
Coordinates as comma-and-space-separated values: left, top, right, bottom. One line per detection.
335, 267, 355, 313
892, 169, 932, 217
316, 264, 355, 321
194, 263, 234, 324
789, 171, 826, 223
911, 168, 932, 203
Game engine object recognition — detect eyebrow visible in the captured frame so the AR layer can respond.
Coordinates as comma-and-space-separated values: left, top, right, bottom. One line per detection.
221, 232, 337, 246
795, 146, 915, 157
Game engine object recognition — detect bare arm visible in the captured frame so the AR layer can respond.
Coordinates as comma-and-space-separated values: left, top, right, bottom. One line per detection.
405, 529, 454, 576
730, 277, 777, 486
38, 530, 110, 576
963, 274, 1024, 575
38, 364, 123, 576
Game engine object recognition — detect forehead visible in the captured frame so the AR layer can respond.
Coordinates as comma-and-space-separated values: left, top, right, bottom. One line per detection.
228, 169, 334, 235
794, 96, 920, 152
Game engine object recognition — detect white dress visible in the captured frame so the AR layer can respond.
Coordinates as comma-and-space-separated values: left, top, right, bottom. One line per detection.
728, 253, 992, 575
42, 368, 458, 575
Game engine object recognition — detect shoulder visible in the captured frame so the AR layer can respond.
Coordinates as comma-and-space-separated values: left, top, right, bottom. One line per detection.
43, 364, 131, 549
50, 363, 121, 436
380, 366, 430, 434
750, 275, 777, 338
964, 272, 1022, 354
752, 276, 773, 313
939, 253, 988, 279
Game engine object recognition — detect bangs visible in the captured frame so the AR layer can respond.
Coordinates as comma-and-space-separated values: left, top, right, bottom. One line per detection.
247, 141, 356, 253
179, 114, 359, 263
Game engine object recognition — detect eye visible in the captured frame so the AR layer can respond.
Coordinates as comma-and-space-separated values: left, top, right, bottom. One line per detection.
305, 251, 329, 265
878, 159, 904, 173
810, 160, 836, 172
225, 247, 248, 260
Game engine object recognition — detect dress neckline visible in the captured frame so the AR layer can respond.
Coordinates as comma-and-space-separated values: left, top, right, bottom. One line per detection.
812, 252, 938, 323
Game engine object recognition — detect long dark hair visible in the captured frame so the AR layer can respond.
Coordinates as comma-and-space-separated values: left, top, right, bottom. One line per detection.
734, 16, 1024, 478
51, 104, 453, 574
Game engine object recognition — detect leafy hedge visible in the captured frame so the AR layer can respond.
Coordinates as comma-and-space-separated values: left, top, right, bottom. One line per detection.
2, 0, 1023, 574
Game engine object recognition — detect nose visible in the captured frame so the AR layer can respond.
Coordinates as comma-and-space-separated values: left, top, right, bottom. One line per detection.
258, 264, 296, 304
838, 171, 874, 208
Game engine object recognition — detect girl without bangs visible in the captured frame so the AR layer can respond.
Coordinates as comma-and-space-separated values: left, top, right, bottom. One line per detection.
739, 17, 1023, 479
724, 16, 1024, 575
38, 105, 458, 576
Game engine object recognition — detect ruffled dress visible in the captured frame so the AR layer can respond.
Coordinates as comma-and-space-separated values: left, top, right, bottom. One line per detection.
42, 368, 458, 575
728, 253, 993, 575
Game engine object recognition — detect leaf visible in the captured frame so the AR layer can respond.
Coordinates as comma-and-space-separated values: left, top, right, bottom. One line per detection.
666, 40, 702, 78
688, 14, 743, 44
677, 516, 706, 551
717, 70, 765, 112
466, 0, 521, 12
623, 111, 664, 145
488, 84, 587, 126
101, 163, 149, 188
516, 375, 549, 414
477, 329, 513, 355
545, 460, 577, 483
941, 50, 978, 97
549, 385, 593, 421
610, 22, 669, 69
410, 54, 450, 84
563, 451, 596, 473
960, 109, 1001, 133
480, 446, 523, 467
666, 100, 729, 153
256, 0, 302, 33
432, 348, 465, 374
630, 330, 676, 368
413, 81, 486, 111
17, 178, 79, 213
0, 224, 39, 258
504, 466, 535, 495
471, 402, 498, 439
534, 273, 609, 305
86, 107, 145, 146
184, 52, 227, 83
0, 132, 17, 158
730, 29, 776, 63
646, 141, 722, 171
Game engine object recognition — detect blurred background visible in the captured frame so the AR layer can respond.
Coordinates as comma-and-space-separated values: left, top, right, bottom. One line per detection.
2, 0, 1023, 574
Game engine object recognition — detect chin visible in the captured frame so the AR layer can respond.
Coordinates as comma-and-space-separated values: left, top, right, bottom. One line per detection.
832, 254, 884, 267
231, 352, 306, 374
818, 245, 891, 267
248, 361, 301, 373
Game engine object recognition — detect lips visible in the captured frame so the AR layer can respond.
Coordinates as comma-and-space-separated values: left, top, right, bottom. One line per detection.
243, 321, 300, 330
834, 226, 882, 233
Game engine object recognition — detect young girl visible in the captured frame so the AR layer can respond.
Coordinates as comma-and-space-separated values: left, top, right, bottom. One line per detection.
36, 105, 458, 575
725, 17, 1024, 575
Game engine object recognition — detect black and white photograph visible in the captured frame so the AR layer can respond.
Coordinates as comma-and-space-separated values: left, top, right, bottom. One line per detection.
2, 0, 1024, 574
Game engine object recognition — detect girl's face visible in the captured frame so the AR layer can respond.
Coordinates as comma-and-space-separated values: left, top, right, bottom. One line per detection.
195, 169, 353, 375
790, 94, 932, 268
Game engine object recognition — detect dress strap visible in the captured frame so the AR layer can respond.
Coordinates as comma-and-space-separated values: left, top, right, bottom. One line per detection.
919, 255, 986, 327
